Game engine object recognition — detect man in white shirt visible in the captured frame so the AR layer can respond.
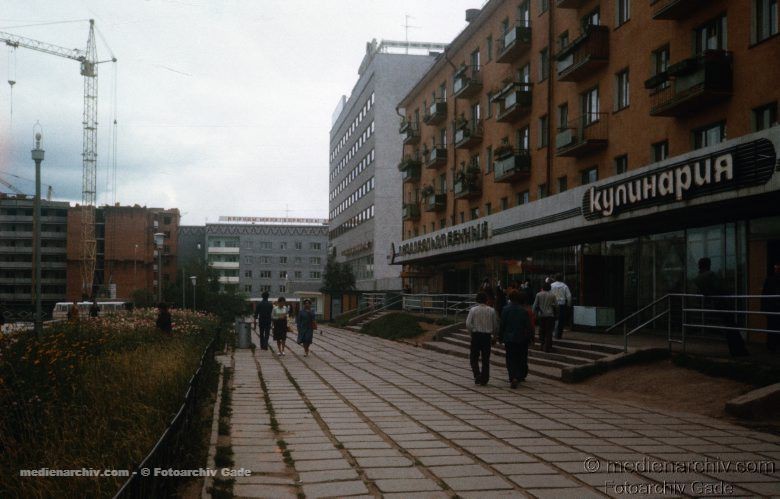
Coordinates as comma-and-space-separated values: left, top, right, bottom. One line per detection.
550, 274, 571, 339
466, 291, 499, 386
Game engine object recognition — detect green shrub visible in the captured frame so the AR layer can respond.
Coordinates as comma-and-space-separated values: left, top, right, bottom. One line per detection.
360, 313, 424, 340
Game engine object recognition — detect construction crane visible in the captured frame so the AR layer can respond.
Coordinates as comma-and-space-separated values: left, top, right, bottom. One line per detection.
0, 175, 23, 195
0, 171, 54, 199
1, 19, 116, 298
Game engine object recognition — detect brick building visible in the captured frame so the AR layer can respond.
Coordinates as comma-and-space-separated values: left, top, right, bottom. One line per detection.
394, 1, 780, 320
67, 205, 180, 301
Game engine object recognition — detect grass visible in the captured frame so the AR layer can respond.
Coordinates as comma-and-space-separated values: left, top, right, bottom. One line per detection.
218, 367, 233, 435
672, 353, 780, 387
214, 445, 234, 468
360, 312, 425, 340
0, 309, 220, 498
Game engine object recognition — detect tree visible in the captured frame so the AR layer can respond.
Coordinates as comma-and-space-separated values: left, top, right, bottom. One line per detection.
321, 254, 356, 293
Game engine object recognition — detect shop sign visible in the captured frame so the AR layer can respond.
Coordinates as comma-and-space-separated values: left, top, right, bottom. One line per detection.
583, 138, 776, 220
397, 221, 490, 257
342, 240, 372, 257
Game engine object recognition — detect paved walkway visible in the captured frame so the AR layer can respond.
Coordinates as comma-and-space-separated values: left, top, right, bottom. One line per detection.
225, 325, 780, 498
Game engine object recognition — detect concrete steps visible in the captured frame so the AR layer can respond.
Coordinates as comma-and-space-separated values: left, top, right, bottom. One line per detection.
425, 326, 629, 382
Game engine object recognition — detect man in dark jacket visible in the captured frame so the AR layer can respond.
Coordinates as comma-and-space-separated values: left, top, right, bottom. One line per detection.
693, 257, 748, 357
156, 303, 172, 334
500, 289, 533, 388
255, 292, 273, 350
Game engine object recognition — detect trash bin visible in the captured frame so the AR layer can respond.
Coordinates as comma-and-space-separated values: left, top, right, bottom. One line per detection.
237, 320, 252, 349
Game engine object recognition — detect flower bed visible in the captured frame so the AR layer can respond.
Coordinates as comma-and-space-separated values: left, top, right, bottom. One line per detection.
0, 308, 221, 498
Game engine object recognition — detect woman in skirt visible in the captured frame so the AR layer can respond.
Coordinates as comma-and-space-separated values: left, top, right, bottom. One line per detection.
272, 296, 289, 356
296, 299, 316, 357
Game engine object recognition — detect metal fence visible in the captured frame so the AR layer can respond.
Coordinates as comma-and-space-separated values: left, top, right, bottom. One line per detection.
113, 336, 217, 499
401, 293, 476, 316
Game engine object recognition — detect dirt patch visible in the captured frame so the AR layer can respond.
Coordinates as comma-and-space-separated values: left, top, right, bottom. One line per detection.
396, 322, 445, 347
573, 359, 753, 419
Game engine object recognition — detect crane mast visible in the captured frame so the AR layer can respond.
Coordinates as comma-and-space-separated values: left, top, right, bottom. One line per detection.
1, 19, 112, 298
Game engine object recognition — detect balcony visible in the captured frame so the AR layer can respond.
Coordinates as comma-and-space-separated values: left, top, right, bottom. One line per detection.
208, 246, 240, 254
556, 25, 609, 82
453, 174, 482, 200
652, 0, 708, 20
424, 193, 447, 212
496, 21, 532, 64
645, 50, 733, 117
555, 113, 609, 157
556, 0, 588, 8
402, 203, 421, 221
454, 121, 484, 149
400, 120, 420, 145
425, 146, 448, 169
423, 100, 447, 126
453, 65, 483, 99
493, 149, 531, 183
398, 155, 422, 172
493, 82, 533, 123
401, 164, 421, 184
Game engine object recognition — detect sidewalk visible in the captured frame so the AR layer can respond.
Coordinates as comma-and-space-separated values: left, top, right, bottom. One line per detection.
216, 325, 780, 498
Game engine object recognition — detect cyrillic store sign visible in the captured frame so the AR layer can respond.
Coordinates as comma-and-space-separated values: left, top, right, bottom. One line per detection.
397, 221, 490, 257
583, 139, 776, 220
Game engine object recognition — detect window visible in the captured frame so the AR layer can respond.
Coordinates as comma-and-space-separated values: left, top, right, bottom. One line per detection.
517, 126, 530, 150
295, 241, 302, 250
695, 15, 728, 54
279, 256, 287, 264
615, 69, 629, 110
244, 270, 252, 278
538, 115, 549, 147
260, 284, 271, 292
470, 208, 479, 220
582, 87, 600, 124
279, 271, 287, 279
260, 270, 271, 278
754, 0, 779, 43
310, 271, 322, 279
294, 271, 302, 279
459, 212, 465, 224
558, 176, 568, 193
259, 257, 271, 265
440, 219, 446, 229
539, 47, 549, 81
470, 48, 480, 69
558, 103, 568, 131
652, 141, 668, 162
538, 184, 548, 199
615, 0, 630, 26
279, 285, 286, 293
501, 197, 509, 210
485, 203, 492, 215
652, 45, 670, 89
615, 154, 628, 174
244, 284, 252, 293
752, 102, 778, 131
259, 241, 272, 250
310, 256, 322, 265
486, 92, 493, 119
558, 31, 569, 51
518, 63, 531, 84
279, 242, 288, 250
693, 122, 726, 149
486, 35, 493, 61
539, 0, 549, 14
310, 242, 322, 250
517, 191, 530, 205
581, 167, 598, 185
582, 7, 601, 29
486, 146, 493, 173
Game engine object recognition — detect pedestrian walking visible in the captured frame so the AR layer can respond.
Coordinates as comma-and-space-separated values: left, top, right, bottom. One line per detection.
480, 278, 496, 307
494, 282, 507, 316
762, 263, 780, 352
500, 289, 533, 388
550, 274, 571, 339
296, 299, 317, 357
272, 296, 289, 356
156, 303, 172, 334
533, 282, 557, 352
694, 257, 748, 357
89, 299, 100, 318
255, 291, 273, 350
67, 300, 80, 323
466, 291, 499, 386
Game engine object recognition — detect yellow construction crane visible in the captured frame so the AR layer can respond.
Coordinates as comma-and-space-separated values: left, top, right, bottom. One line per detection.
1, 19, 116, 298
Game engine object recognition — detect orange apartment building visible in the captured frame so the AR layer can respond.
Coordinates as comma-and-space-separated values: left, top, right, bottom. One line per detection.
67, 205, 180, 301
394, 0, 780, 323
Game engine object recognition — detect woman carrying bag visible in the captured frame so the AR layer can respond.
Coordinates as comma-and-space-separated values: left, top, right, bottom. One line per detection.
272, 296, 289, 356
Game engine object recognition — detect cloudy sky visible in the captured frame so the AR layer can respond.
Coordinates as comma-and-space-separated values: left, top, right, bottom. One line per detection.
0, 0, 483, 225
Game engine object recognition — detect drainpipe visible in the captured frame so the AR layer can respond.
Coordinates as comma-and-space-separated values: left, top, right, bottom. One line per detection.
442, 49, 459, 228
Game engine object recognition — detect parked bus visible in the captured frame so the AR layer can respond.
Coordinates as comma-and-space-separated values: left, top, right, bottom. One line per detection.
52, 301, 129, 321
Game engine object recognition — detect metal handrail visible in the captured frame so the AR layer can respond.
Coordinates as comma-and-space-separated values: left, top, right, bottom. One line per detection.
606, 293, 680, 333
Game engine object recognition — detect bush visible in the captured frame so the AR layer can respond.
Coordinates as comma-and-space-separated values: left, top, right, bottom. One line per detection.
0, 308, 220, 498
360, 312, 424, 340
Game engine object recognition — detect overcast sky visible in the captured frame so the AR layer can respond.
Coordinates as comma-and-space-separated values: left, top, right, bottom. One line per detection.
0, 0, 483, 225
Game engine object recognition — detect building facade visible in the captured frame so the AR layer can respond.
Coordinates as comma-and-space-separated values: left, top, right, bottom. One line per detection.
0, 194, 69, 314
328, 40, 447, 291
67, 205, 180, 301
395, 0, 780, 320
180, 221, 329, 299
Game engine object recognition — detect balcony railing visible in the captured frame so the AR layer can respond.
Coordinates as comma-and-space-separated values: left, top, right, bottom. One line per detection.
425, 146, 448, 169
423, 100, 447, 126
556, 0, 588, 8
496, 21, 532, 64
556, 25, 609, 82
645, 50, 733, 117
493, 149, 531, 183
398, 154, 422, 172
401, 121, 420, 145
453, 65, 483, 99
454, 121, 484, 149
402, 203, 421, 221
401, 164, 421, 183
453, 177, 481, 199
555, 113, 609, 157
493, 82, 533, 123
652, 0, 708, 20
424, 193, 447, 212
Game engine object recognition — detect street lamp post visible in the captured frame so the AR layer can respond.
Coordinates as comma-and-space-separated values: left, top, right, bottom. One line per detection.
154, 232, 165, 304
190, 275, 197, 311
31, 127, 44, 339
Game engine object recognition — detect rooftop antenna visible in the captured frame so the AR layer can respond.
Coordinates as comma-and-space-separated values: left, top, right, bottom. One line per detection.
402, 14, 420, 54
